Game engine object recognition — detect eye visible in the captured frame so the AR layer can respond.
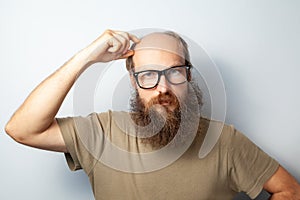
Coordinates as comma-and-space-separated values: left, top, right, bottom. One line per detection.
171, 69, 180, 74
168, 68, 182, 76
140, 71, 157, 78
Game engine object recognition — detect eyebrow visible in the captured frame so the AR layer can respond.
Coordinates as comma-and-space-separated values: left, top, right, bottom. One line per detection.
135, 62, 185, 71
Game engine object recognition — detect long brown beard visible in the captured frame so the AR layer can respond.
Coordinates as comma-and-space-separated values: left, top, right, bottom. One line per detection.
130, 81, 203, 149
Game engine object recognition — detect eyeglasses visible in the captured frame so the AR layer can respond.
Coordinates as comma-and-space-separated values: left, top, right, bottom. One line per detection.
132, 65, 191, 89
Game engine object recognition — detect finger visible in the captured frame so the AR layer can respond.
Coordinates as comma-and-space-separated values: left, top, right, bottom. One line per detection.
128, 33, 140, 43
119, 50, 134, 59
107, 37, 122, 53
114, 31, 140, 44
112, 32, 129, 54
118, 32, 132, 54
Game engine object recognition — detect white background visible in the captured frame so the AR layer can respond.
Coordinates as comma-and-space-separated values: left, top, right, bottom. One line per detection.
0, 0, 299, 199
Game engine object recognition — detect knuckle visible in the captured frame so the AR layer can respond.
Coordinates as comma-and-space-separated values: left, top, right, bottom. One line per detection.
120, 32, 130, 39
105, 29, 112, 33
104, 29, 114, 36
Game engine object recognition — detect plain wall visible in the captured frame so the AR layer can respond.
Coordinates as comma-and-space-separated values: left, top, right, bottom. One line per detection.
1, 0, 299, 199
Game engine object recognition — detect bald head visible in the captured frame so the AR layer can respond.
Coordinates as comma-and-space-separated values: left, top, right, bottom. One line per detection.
134, 33, 185, 58
126, 31, 190, 71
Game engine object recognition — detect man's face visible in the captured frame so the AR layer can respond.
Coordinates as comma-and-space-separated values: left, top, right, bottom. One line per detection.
131, 34, 188, 113
128, 33, 202, 148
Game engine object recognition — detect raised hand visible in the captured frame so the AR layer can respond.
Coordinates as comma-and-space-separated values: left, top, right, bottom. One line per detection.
81, 29, 140, 63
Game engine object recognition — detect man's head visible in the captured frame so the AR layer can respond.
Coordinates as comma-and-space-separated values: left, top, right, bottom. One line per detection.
126, 31, 202, 148
126, 31, 192, 112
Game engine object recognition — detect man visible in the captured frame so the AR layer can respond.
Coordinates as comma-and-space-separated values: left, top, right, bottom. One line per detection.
5, 29, 300, 199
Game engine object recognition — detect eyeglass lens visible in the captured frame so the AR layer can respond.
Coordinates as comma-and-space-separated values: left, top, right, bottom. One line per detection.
136, 66, 188, 89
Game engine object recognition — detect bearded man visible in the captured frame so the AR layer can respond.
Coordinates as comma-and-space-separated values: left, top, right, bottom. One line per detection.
5, 29, 300, 200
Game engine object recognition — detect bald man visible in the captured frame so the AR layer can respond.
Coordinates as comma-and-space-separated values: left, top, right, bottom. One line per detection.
5, 30, 300, 200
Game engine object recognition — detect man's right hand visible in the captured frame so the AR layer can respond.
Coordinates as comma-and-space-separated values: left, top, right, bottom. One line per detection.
5, 29, 139, 153
80, 29, 140, 63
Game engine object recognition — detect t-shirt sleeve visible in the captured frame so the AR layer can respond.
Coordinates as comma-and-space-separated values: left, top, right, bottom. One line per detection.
56, 113, 108, 175
227, 127, 279, 199
56, 116, 81, 171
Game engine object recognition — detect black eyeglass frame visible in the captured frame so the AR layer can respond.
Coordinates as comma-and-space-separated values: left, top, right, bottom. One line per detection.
132, 62, 192, 89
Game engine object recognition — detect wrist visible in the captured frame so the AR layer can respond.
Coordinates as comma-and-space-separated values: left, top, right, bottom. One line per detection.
70, 48, 95, 75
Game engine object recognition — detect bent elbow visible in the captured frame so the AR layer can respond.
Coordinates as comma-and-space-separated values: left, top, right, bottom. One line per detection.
5, 120, 14, 137
5, 120, 27, 144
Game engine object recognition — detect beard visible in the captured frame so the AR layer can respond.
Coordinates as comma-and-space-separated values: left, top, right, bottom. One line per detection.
130, 81, 203, 149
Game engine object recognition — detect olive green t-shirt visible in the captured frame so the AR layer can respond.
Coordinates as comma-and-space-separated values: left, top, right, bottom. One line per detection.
56, 111, 279, 200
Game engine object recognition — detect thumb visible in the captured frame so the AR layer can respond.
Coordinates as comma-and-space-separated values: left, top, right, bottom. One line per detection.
119, 50, 134, 59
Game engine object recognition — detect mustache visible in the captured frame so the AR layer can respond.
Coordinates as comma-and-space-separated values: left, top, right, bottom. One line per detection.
146, 91, 180, 109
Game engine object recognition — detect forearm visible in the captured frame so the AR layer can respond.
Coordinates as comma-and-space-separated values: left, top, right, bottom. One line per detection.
269, 181, 300, 200
270, 189, 300, 200
5, 50, 91, 140
264, 166, 300, 200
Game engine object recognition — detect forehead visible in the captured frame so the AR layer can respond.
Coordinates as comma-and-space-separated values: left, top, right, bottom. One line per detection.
132, 33, 185, 70
133, 50, 184, 70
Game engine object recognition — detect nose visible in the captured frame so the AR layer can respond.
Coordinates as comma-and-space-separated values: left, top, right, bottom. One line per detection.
156, 75, 169, 93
